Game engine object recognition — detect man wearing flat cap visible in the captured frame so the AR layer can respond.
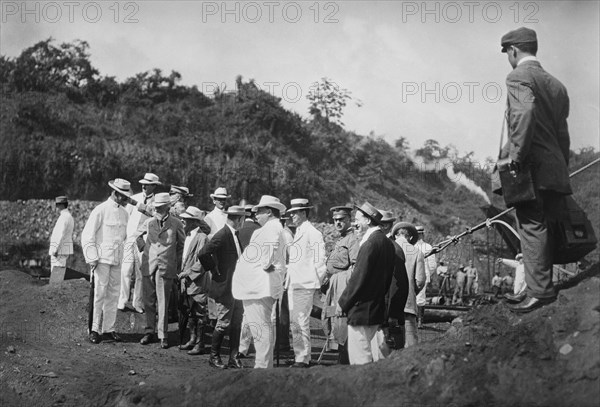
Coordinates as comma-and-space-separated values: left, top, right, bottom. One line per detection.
233, 195, 288, 368
178, 206, 212, 355
81, 179, 131, 344
322, 205, 360, 364
48, 196, 74, 284
139, 192, 186, 349
391, 222, 426, 347
498, 27, 571, 313
118, 173, 161, 314
198, 205, 246, 368
338, 202, 395, 365
285, 198, 326, 368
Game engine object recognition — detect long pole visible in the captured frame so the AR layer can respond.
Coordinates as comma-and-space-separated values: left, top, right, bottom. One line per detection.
426, 157, 600, 258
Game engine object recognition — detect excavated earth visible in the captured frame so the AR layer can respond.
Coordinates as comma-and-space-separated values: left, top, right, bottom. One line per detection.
1, 265, 599, 407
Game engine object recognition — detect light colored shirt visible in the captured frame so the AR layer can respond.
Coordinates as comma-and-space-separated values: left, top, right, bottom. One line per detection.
226, 223, 242, 257
415, 239, 435, 283
359, 227, 378, 247
286, 220, 327, 290
49, 208, 74, 256
517, 55, 538, 66
81, 198, 128, 265
125, 192, 154, 239
182, 227, 199, 265
205, 207, 227, 238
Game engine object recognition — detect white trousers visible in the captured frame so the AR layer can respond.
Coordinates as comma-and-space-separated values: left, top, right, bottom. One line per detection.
118, 243, 143, 309
239, 312, 252, 355
288, 288, 315, 364
242, 297, 275, 369
50, 255, 68, 268
404, 313, 418, 348
370, 328, 390, 362
92, 263, 121, 334
416, 282, 428, 306
347, 324, 379, 365
514, 267, 526, 295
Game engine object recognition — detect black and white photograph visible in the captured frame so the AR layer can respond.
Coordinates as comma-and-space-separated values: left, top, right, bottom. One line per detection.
1, 1, 599, 406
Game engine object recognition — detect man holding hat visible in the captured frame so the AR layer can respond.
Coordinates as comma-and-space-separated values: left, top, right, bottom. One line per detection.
205, 187, 231, 238
322, 205, 360, 364
178, 206, 212, 355
139, 192, 185, 349
391, 222, 426, 347
498, 27, 571, 313
81, 178, 132, 344
338, 202, 395, 365
197, 205, 246, 368
233, 195, 288, 368
118, 173, 161, 313
285, 198, 326, 368
48, 196, 74, 284
414, 225, 435, 328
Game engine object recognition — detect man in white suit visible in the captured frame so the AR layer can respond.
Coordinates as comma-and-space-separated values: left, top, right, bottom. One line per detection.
118, 173, 160, 313
232, 195, 287, 369
48, 196, 74, 284
286, 198, 326, 368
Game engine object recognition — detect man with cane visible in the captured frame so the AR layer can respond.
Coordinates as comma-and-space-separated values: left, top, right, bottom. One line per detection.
82, 178, 131, 344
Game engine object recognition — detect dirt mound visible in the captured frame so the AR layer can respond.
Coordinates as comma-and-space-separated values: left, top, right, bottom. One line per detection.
1, 266, 598, 407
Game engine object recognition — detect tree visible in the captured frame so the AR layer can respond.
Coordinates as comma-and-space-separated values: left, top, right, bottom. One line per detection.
415, 139, 449, 161
306, 77, 361, 126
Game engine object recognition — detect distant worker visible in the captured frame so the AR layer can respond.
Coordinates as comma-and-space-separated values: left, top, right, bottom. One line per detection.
414, 225, 435, 328
491, 271, 503, 298
498, 27, 571, 313
498, 253, 526, 303
452, 266, 466, 305
48, 196, 74, 284
81, 178, 131, 344
464, 260, 479, 297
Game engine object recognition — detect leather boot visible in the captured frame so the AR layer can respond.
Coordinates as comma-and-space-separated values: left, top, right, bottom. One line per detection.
227, 322, 243, 369
188, 326, 206, 355
179, 327, 197, 351
208, 329, 226, 369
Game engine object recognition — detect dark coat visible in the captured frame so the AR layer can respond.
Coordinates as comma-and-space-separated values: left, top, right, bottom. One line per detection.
502, 60, 571, 194
385, 240, 409, 322
197, 225, 239, 301
338, 229, 395, 326
238, 219, 260, 251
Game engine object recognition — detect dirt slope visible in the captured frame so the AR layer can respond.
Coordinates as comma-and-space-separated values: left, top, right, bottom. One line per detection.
1, 266, 599, 407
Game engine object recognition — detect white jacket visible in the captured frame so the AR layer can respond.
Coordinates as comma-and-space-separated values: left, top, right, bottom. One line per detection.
415, 239, 436, 284
232, 218, 287, 300
49, 209, 74, 256
205, 207, 227, 238
286, 221, 326, 290
81, 198, 128, 265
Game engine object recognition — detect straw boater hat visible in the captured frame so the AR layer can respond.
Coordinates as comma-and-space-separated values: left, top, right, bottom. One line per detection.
244, 204, 256, 216
287, 198, 313, 214
55, 196, 68, 204
391, 222, 419, 244
330, 205, 353, 219
139, 173, 161, 185
210, 187, 231, 199
354, 202, 383, 225
253, 195, 286, 213
108, 178, 133, 196
225, 205, 247, 217
379, 210, 396, 224
180, 206, 204, 221
153, 192, 171, 207
515, 253, 523, 260
416, 225, 425, 233
170, 185, 192, 197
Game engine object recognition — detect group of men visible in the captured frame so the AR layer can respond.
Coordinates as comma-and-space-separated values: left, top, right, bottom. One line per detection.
47, 26, 574, 367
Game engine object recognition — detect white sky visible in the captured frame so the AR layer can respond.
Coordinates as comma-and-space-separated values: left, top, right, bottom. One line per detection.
1, 0, 599, 161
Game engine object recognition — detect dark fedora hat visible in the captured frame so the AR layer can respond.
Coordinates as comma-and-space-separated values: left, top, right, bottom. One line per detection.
355, 202, 383, 225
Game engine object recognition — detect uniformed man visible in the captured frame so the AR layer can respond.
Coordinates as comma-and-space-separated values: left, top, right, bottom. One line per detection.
322, 205, 360, 364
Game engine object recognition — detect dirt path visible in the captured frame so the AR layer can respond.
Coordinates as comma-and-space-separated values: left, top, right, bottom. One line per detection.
1, 267, 599, 406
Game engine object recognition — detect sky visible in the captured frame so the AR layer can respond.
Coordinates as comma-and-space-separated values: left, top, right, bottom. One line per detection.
1, 0, 599, 161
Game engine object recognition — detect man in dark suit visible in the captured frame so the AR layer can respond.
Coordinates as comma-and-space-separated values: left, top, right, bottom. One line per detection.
198, 206, 246, 368
338, 202, 395, 365
238, 204, 260, 250
498, 27, 572, 313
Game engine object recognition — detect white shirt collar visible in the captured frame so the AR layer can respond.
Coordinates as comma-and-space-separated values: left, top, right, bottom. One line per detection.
359, 227, 378, 247
517, 56, 538, 66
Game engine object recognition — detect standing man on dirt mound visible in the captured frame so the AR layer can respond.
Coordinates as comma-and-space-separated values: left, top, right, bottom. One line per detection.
81, 178, 131, 344
498, 27, 572, 313
48, 196, 74, 285
338, 202, 395, 365
118, 173, 161, 314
